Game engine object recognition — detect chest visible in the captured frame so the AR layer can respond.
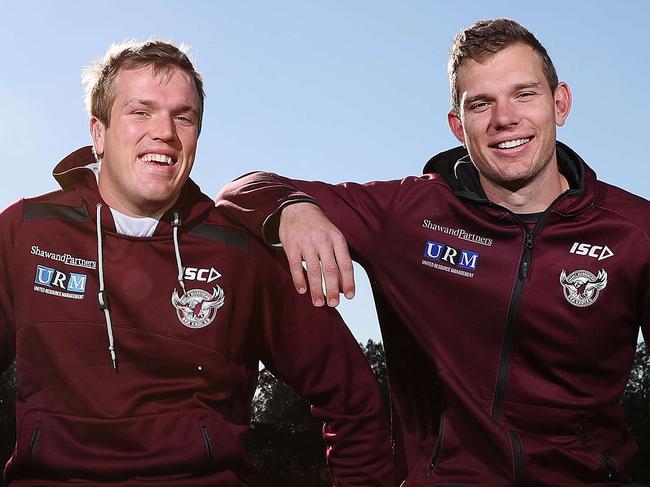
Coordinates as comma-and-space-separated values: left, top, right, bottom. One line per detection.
14, 225, 257, 359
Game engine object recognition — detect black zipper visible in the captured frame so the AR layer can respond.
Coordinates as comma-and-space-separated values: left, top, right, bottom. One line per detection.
424, 411, 446, 476
450, 181, 571, 486
509, 430, 525, 487
200, 425, 214, 462
491, 226, 534, 423
29, 428, 40, 463
491, 224, 537, 487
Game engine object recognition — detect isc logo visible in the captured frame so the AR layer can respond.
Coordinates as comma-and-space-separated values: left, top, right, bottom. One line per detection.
35, 265, 87, 293
424, 241, 479, 271
569, 242, 614, 261
183, 267, 221, 283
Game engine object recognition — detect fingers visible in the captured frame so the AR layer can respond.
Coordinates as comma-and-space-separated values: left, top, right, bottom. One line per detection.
333, 235, 355, 300
279, 202, 355, 307
285, 245, 308, 296
303, 246, 327, 307
320, 246, 341, 307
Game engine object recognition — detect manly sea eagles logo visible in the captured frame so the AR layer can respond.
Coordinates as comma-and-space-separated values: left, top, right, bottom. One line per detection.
171, 286, 225, 329
559, 269, 608, 308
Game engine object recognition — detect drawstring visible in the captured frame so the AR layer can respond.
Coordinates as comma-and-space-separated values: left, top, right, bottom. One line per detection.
172, 211, 186, 293
94, 207, 182, 372
96, 203, 118, 371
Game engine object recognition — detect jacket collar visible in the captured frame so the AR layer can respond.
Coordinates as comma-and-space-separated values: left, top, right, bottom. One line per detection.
422, 141, 597, 217
52, 146, 214, 236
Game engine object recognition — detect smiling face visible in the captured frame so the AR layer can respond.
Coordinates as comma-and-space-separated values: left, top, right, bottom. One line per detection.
90, 65, 200, 217
448, 42, 572, 210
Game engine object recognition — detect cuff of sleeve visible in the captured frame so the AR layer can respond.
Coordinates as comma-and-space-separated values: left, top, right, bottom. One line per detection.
261, 197, 321, 247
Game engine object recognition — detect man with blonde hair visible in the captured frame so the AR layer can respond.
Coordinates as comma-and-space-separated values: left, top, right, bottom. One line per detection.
0, 39, 394, 486
219, 19, 650, 486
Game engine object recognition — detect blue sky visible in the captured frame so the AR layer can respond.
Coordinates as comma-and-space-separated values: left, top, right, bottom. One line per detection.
1, 1, 648, 341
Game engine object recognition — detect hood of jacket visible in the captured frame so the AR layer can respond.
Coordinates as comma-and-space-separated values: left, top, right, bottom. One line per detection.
51, 146, 215, 235
421, 141, 596, 216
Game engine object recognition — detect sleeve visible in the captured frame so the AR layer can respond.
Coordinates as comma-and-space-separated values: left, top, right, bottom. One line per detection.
251, 241, 396, 486
0, 201, 20, 372
216, 172, 409, 262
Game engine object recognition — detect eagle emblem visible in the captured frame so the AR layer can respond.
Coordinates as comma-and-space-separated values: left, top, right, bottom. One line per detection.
559, 269, 607, 308
171, 286, 225, 328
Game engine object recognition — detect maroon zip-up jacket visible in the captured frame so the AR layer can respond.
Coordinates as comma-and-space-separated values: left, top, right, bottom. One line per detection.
217, 142, 650, 486
0, 146, 395, 486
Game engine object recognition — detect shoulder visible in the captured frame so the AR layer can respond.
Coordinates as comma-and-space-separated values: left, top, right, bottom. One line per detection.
204, 207, 290, 277
358, 174, 452, 204
188, 205, 253, 254
0, 187, 78, 227
595, 180, 650, 236
20, 188, 89, 224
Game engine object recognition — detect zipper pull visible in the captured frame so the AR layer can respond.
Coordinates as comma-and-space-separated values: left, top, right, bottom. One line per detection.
577, 425, 585, 447
520, 231, 534, 279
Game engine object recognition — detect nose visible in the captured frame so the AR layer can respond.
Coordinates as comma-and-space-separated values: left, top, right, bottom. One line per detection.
150, 113, 177, 142
490, 100, 520, 131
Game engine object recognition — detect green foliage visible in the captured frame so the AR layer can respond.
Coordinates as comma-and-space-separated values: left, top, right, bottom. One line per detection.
246, 339, 388, 485
622, 341, 650, 481
361, 339, 389, 410
248, 367, 329, 486
0, 361, 16, 487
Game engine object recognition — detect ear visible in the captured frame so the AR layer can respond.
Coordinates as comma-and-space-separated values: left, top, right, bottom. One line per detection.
553, 82, 572, 127
447, 110, 465, 145
89, 116, 106, 159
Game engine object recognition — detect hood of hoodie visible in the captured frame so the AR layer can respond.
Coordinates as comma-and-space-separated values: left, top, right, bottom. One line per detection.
422, 141, 595, 216
52, 146, 215, 235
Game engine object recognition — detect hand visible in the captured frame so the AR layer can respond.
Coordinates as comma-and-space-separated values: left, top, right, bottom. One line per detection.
279, 202, 355, 307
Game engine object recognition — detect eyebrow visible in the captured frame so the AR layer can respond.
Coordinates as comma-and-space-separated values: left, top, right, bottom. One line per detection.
463, 81, 544, 108
123, 98, 198, 114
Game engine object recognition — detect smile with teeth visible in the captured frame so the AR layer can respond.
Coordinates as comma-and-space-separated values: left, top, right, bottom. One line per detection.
140, 153, 174, 165
494, 137, 531, 149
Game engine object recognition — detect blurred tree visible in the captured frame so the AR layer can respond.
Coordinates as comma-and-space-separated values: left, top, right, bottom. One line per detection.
623, 341, 650, 482
247, 339, 387, 486
362, 339, 389, 411
247, 366, 329, 486
0, 361, 16, 487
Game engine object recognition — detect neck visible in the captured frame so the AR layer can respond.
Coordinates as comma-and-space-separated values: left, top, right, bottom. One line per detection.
480, 165, 569, 214
97, 185, 177, 218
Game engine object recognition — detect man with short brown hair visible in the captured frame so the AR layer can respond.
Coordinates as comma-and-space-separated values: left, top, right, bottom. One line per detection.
218, 19, 650, 486
0, 39, 395, 486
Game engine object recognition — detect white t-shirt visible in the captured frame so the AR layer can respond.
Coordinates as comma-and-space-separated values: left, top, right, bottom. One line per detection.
109, 208, 162, 237
88, 161, 163, 237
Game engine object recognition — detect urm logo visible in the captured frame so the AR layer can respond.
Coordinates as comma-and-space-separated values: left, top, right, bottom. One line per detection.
424, 241, 479, 271
35, 265, 87, 293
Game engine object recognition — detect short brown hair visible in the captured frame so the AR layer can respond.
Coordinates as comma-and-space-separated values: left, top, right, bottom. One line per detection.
448, 18, 558, 112
83, 39, 205, 132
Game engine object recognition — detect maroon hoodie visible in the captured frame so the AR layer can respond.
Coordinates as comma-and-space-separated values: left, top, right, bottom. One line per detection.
0, 146, 395, 486
217, 142, 650, 486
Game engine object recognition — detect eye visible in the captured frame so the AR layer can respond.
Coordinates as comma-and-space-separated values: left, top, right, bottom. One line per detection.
132, 110, 150, 117
517, 91, 536, 99
469, 101, 490, 111
175, 114, 195, 125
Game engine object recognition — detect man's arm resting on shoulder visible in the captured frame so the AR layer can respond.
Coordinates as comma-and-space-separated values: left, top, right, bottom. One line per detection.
253, 244, 395, 486
217, 171, 403, 307
217, 172, 353, 307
